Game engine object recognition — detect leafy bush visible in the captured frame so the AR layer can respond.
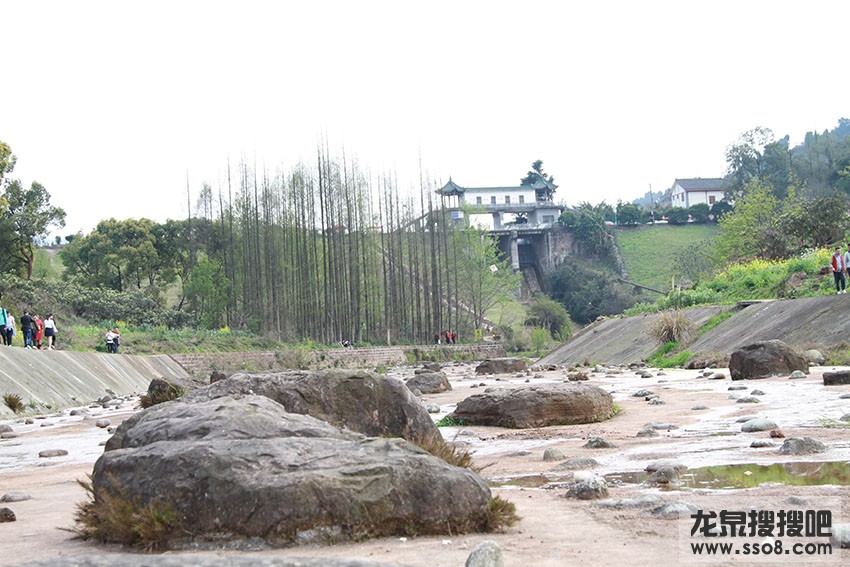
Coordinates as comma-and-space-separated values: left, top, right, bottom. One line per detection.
548, 257, 641, 324
525, 295, 572, 338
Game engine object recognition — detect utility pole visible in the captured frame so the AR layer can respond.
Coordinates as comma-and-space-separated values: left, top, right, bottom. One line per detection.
648, 184, 655, 224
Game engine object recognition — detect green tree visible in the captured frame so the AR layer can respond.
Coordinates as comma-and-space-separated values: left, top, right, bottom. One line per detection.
184, 258, 228, 327
666, 207, 690, 225
715, 178, 783, 262
525, 294, 571, 338
616, 201, 641, 225
520, 160, 555, 186
560, 202, 614, 257
530, 327, 549, 356
0, 140, 16, 185
687, 203, 711, 224
1, 179, 66, 279
725, 127, 775, 199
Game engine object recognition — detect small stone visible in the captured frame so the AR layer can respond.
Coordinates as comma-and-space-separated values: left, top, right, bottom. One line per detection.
769, 429, 785, 438
736, 396, 760, 404
38, 449, 68, 458
645, 460, 687, 473
533, 374, 544, 380
644, 467, 680, 486
543, 448, 565, 462
1, 432, 18, 439
648, 398, 665, 405
69, 409, 88, 416
25, 419, 34, 424
552, 457, 598, 470
709, 372, 726, 380
0, 507, 16, 522
0, 424, 12, 434
839, 393, 850, 399
647, 422, 678, 430
466, 540, 504, 567
728, 385, 748, 391
779, 437, 826, 455
426, 403, 440, 414
0, 492, 31, 503
750, 389, 765, 396
691, 405, 708, 410
583, 436, 616, 449
788, 496, 807, 506
596, 495, 663, 509
651, 501, 698, 518
840, 414, 850, 422
95, 419, 111, 428
741, 418, 777, 432
636, 426, 659, 438
566, 476, 608, 500
789, 370, 806, 379
750, 440, 773, 448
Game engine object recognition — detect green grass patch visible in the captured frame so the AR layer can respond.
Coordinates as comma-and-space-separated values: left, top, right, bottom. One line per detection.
435, 415, 465, 427
698, 310, 735, 334
616, 224, 719, 292
646, 341, 692, 368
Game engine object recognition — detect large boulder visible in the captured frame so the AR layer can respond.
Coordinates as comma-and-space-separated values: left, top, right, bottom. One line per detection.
823, 370, 850, 386
94, 395, 491, 548
448, 384, 615, 428
475, 358, 528, 375
728, 340, 808, 380
405, 372, 452, 394
184, 369, 441, 445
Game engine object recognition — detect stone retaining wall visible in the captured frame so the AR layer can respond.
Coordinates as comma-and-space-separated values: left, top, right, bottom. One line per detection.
170, 344, 507, 380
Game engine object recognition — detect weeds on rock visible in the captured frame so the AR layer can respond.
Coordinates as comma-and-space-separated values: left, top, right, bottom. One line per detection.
3, 393, 24, 414
70, 473, 184, 551
418, 435, 476, 471
477, 496, 521, 532
139, 385, 186, 408
434, 415, 464, 427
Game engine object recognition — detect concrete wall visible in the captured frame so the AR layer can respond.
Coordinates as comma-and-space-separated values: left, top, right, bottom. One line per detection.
169, 344, 506, 380
0, 349, 189, 419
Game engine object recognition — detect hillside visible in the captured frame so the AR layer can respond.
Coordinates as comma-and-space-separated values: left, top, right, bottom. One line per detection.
616, 224, 718, 292
539, 294, 850, 367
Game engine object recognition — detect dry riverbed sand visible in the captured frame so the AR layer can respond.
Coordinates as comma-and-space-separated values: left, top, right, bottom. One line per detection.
1, 364, 849, 566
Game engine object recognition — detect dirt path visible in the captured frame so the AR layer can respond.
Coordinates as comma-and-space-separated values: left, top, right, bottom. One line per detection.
1, 365, 849, 566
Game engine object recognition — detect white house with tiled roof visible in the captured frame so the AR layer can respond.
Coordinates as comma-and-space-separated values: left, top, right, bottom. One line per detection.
670, 178, 726, 208
437, 178, 561, 230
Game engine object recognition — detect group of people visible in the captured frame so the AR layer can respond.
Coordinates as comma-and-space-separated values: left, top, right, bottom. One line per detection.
830, 245, 850, 293
0, 308, 57, 349
105, 328, 121, 353
434, 330, 458, 345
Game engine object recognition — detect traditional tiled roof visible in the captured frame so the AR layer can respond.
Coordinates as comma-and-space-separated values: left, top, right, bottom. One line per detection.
438, 178, 557, 195
674, 178, 725, 191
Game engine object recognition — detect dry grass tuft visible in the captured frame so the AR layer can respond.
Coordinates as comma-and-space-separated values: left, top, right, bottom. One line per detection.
3, 393, 25, 414
649, 310, 695, 344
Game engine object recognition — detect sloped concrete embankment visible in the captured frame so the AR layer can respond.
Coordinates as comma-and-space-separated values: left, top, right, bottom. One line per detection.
539, 295, 850, 367
0, 349, 189, 419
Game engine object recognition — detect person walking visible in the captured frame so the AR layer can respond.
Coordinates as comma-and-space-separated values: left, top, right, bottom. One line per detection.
832, 247, 847, 294
4, 312, 15, 346
34, 315, 44, 349
20, 311, 34, 348
43, 314, 57, 349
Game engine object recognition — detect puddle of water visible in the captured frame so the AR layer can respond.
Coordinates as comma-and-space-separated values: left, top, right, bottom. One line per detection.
606, 461, 850, 490
488, 474, 551, 488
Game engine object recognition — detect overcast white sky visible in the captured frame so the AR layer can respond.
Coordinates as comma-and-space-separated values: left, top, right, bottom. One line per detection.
3, 0, 849, 236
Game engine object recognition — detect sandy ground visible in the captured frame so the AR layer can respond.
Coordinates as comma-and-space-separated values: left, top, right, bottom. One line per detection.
1, 364, 850, 566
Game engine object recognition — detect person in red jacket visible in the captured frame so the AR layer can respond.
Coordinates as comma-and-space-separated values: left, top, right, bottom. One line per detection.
34, 315, 44, 349
831, 246, 846, 294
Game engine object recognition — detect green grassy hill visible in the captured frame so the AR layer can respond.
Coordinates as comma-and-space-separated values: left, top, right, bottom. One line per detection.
616, 224, 718, 292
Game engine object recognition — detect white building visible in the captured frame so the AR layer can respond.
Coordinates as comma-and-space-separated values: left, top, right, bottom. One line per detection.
670, 178, 726, 208
437, 178, 561, 230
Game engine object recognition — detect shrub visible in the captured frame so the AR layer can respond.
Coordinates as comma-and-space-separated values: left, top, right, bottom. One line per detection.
649, 311, 695, 344
3, 393, 25, 414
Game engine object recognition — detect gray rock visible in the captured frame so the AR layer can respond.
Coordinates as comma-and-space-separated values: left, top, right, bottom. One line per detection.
645, 460, 687, 473
633, 389, 654, 397
708, 372, 726, 380
1, 432, 18, 439
750, 389, 765, 396
405, 372, 452, 394
823, 370, 850, 386
448, 383, 615, 428
691, 405, 708, 410
788, 370, 807, 379
172, 369, 441, 447
583, 436, 616, 449
38, 449, 68, 458
648, 398, 665, 405
802, 349, 825, 365
466, 540, 504, 567
596, 495, 663, 509
69, 409, 88, 416
778, 437, 826, 455
95, 419, 111, 428
475, 358, 527, 375
636, 426, 658, 437
0, 492, 31, 502
736, 415, 757, 422
644, 467, 680, 486
566, 476, 608, 500
0, 424, 12, 434
426, 403, 440, 414
728, 385, 748, 391
542, 448, 565, 462
736, 396, 760, 404
729, 340, 808, 380
94, 395, 491, 547
741, 418, 777, 432
840, 413, 850, 422
840, 393, 850, 399
647, 423, 678, 430
552, 457, 598, 470
788, 496, 807, 506
750, 440, 773, 448
0, 507, 15, 522
651, 501, 698, 518
830, 523, 850, 549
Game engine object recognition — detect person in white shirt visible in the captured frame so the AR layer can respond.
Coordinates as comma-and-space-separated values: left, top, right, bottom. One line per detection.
43, 314, 57, 349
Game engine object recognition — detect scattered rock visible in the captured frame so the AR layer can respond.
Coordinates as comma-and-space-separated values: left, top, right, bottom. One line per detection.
788, 370, 807, 379
644, 467, 680, 486
475, 358, 527, 375
691, 405, 708, 410
566, 476, 608, 500
728, 385, 748, 391
840, 413, 850, 422
729, 340, 808, 380
0, 424, 12, 434
566, 372, 589, 382
740, 418, 777, 432
0, 432, 18, 439
648, 398, 665, 405
69, 409, 88, 416
823, 370, 850, 386
0, 507, 16, 522
778, 437, 826, 455
651, 501, 698, 518
405, 372, 452, 394
95, 395, 491, 547
633, 389, 654, 397
736, 396, 760, 404
802, 349, 825, 365
708, 372, 726, 380
636, 426, 659, 438
788, 496, 807, 506
645, 460, 687, 473
596, 495, 663, 509
0, 492, 31, 502
542, 448, 565, 462
38, 449, 68, 458
830, 523, 850, 549
209, 370, 228, 384
647, 422, 678, 430
466, 540, 504, 567
95, 419, 111, 428
426, 403, 441, 414
769, 429, 785, 438
840, 393, 850, 399
750, 440, 773, 448
583, 436, 616, 449
750, 389, 765, 396
552, 458, 598, 470
448, 383, 615, 428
